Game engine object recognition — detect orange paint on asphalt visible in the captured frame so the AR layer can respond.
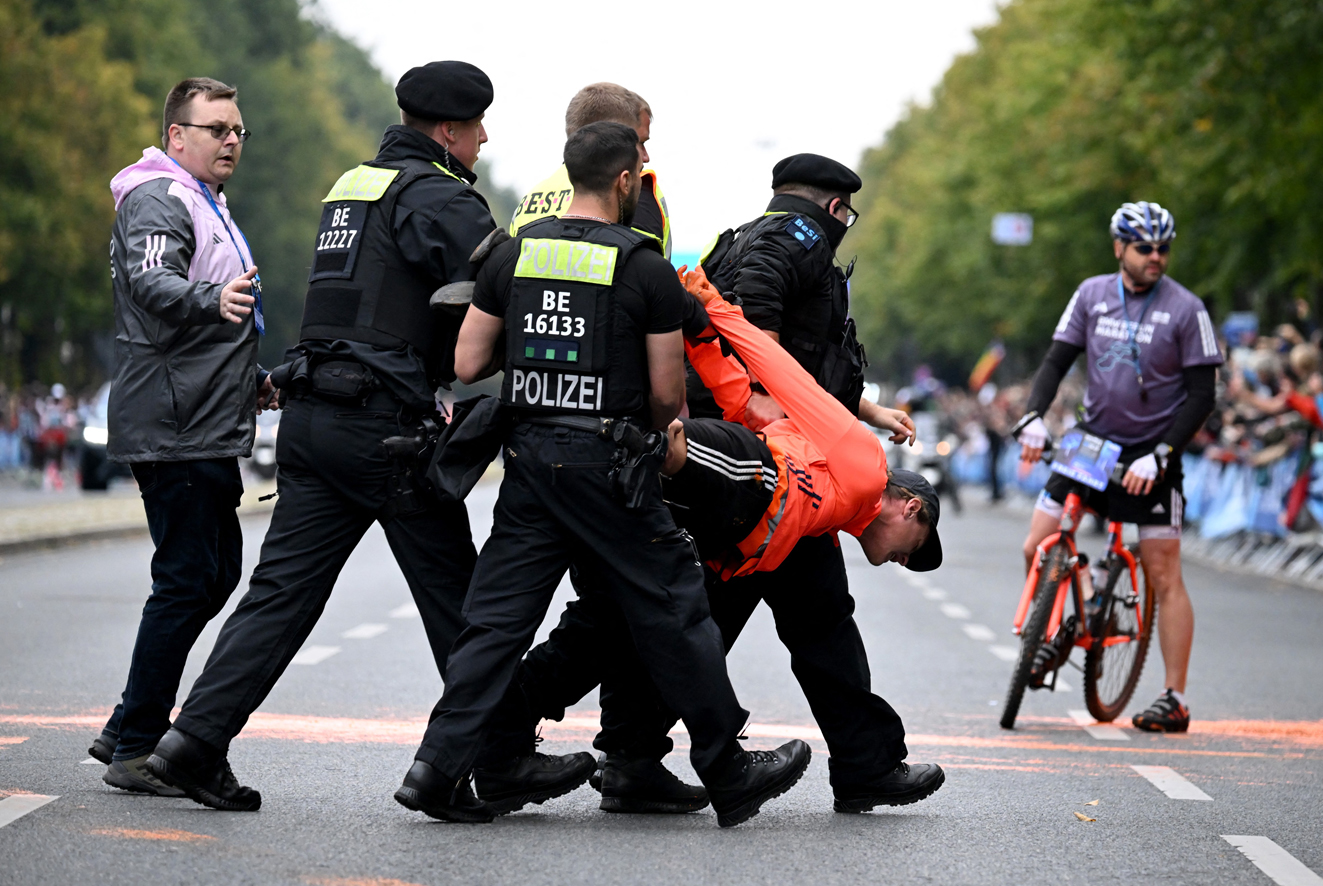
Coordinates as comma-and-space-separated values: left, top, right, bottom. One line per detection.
90, 827, 215, 842
1189, 719, 1323, 747
0, 736, 26, 748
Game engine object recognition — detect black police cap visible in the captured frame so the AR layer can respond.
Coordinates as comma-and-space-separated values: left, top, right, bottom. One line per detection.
395, 61, 493, 122
886, 469, 943, 572
771, 153, 862, 194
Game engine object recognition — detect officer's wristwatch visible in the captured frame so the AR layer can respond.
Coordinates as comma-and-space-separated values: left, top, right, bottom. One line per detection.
1152, 442, 1172, 473
749, 381, 769, 396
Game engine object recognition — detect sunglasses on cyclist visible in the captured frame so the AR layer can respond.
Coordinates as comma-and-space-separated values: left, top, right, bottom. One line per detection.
1130, 242, 1170, 255
176, 122, 252, 143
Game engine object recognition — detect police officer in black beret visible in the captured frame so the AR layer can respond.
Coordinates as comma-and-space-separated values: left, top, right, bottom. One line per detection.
144, 61, 588, 812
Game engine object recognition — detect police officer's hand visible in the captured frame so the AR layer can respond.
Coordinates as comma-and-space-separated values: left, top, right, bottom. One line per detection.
861, 401, 916, 445
220, 268, 258, 324
256, 375, 279, 414
745, 392, 786, 431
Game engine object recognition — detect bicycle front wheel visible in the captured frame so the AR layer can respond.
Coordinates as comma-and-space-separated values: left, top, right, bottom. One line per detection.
1083, 556, 1155, 722
1000, 542, 1068, 730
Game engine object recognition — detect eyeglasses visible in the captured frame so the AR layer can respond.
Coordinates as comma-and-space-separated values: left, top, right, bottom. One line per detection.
835, 199, 861, 228
176, 122, 251, 143
1131, 242, 1171, 255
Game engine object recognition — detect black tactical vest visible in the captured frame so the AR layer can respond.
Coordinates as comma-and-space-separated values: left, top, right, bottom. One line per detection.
702, 212, 866, 411
300, 159, 458, 362
500, 218, 657, 418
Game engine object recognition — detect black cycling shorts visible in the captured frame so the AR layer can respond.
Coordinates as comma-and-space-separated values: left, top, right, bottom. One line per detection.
662, 418, 778, 560
1040, 438, 1184, 529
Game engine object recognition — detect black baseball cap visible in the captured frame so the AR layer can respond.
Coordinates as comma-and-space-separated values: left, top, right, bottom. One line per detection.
887, 469, 943, 572
396, 61, 493, 121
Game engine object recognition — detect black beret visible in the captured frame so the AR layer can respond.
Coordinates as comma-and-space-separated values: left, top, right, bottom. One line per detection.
395, 61, 493, 121
771, 153, 862, 194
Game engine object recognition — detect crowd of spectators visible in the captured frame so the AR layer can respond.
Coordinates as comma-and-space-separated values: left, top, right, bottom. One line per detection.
0, 383, 92, 490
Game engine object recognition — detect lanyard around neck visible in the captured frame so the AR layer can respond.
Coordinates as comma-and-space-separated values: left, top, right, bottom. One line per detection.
1116, 273, 1159, 390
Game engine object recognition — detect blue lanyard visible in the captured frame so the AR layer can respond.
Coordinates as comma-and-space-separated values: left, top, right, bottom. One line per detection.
169, 158, 264, 334
1116, 273, 1159, 391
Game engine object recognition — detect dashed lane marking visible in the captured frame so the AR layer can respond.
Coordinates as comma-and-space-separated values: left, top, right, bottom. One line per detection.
989, 645, 1019, 662
80, 757, 101, 765
1131, 765, 1213, 800
922, 587, 948, 601
1222, 836, 1323, 886
963, 623, 996, 642
341, 623, 388, 640
940, 602, 972, 619
0, 794, 58, 829
291, 645, 341, 666
1069, 709, 1130, 741
388, 602, 419, 619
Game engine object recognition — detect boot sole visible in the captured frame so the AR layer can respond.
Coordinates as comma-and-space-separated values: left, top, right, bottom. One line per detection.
393, 786, 495, 823
833, 768, 946, 813
713, 746, 812, 828
102, 770, 186, 798
480, 763, 596, 815
600, 795, 709, 814
145, 754, 261, 812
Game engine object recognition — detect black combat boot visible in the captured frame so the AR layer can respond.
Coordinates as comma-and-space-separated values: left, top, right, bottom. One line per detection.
599, 753, 709, 813
832, 761, 946, 813
145, 727, 261, 811
471, 751, 596, 814
702, 739, 811, 828
394, 761, 496, 823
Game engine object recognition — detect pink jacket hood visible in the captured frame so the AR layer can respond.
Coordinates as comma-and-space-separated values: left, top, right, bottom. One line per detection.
111, 147, 219, 211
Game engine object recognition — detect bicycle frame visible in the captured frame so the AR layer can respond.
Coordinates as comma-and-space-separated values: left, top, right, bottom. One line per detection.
1011, 491, 1144, 653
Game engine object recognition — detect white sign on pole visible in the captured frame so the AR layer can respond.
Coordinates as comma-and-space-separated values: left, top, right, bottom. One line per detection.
992, 213, 1033, 246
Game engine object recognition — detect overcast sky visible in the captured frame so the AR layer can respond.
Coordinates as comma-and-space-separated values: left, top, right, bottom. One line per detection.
315, 0, 1001, 258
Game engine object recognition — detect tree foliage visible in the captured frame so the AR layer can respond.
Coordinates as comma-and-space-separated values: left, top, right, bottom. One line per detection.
849, 0, 1323, 383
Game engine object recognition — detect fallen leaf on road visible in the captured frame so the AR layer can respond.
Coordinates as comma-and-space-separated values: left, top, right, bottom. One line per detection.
1073, 811, 1097, 822
1084, 799, 1099, 806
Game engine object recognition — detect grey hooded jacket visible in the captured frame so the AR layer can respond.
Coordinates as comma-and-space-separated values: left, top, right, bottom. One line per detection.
107, 147, 261, 463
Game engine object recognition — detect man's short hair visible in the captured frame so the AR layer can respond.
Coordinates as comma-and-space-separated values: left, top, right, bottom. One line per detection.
774, 182, 849, 207
163, 78, 237, 147
884, 472, 935, 525
565, 83, 650, 137
564, 122, 640, 194
400, 110, 437, 133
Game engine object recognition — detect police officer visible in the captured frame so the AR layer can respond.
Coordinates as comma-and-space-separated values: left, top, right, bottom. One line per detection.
145, 61, 585, 813
692, 153, 898, 428
393, 122, 811, 828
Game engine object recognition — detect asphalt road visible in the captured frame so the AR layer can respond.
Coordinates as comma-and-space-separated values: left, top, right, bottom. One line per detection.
2, 482, 1321, 886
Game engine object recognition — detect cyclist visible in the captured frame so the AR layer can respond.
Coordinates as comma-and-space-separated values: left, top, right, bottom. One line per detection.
1013, 202, 1221, 732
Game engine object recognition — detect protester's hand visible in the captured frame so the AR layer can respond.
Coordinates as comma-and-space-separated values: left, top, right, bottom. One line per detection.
662, 419, 687, 476
1016, 416, 1049, 464
221, 268, 258, 324
744, 391, 786, 431
256, 375, 278, 414
681, 266, 722, 306
861, 400, 916, 445
1122, 452, 1159, 496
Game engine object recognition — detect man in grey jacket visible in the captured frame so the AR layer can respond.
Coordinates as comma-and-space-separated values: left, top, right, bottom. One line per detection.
89, 77, 273, 795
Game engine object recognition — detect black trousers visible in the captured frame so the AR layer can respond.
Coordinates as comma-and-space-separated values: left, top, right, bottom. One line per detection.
493, 533, 910, 790
104, 457, 244, 760
414, 423, 747, 780
173, 394, 476, 750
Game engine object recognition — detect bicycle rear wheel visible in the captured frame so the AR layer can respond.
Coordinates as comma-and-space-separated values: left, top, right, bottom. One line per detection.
1000, 542, 1068, 730
1083, 556, 1154, 722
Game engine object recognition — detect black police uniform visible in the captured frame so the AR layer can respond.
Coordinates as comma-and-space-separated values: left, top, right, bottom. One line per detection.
410, 217, 748, 782
168, 121, 496, 753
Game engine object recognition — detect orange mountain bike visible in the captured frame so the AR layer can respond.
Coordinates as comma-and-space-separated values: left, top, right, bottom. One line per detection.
999, 432, 1156, 730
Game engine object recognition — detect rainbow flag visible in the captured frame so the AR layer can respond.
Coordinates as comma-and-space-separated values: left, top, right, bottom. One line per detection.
969, 342, 1005, 392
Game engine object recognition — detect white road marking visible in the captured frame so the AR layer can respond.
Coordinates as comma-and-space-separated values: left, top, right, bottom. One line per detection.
1051, 676, 1073, 692
1068, 709, 1130, 740
1131, 765, 1213, 800
962, 623, 996, 642
0, 794, 58, 828
922, 587, 948, 601
341, 623, 388, 640
80, 757, 102, 765
989, 645, 1019, 662
1222, 836, 1323, 886
291, 645, 341, 665
940, 602, 972, 619
389, 602, 419, 619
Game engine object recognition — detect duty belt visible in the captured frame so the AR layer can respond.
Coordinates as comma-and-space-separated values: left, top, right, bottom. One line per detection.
520, 415, 643, 435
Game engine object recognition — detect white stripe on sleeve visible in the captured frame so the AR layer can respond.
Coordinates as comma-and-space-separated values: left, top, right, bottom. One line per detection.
1055, 290, 1081, 335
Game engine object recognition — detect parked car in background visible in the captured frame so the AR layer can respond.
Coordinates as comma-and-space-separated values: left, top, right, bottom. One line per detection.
79, 382, 131, 490
244, 407, 279, 480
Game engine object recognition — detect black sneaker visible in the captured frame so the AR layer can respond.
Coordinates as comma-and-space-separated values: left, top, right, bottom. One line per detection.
88, 729, 117, 765
1132, 689, 1190, 733
145, 727, 261, 812
599, 754, 709, 813
833, 762, 945, 813
703, 740, 811, 828
394, 761, 496, 823
103, 753, 186, 797
472, 751, 596, 814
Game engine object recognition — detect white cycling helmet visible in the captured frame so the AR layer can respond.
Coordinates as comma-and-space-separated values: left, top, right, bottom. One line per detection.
1109, 201, 1176, 243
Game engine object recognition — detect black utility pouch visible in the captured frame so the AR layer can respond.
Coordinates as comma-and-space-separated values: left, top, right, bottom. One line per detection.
310, 360, 376, 404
